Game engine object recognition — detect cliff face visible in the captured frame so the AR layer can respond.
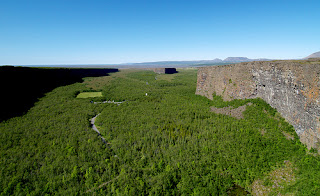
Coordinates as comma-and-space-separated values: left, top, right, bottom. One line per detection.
196, 60, 320, 150
0, 66, 118, 122
154, 68, 177, 74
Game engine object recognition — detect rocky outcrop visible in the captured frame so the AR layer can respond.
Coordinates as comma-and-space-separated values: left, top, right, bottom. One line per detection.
196, 60, 320, 150
154, 68, 177, 74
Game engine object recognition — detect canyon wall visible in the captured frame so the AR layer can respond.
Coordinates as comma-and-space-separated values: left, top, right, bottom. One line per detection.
196, 60, 320, 150
154, 68, 177, 74
0, 66, 118, 122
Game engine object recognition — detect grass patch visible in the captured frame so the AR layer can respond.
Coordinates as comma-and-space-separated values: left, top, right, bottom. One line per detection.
156, 73, 177, 81
76, 92, 102, 98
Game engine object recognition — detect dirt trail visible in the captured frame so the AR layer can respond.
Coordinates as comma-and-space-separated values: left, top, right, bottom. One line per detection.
94, 100, 124, 105
86, 114, 120, 193
91, 114, 109, 145
90, 100, 124, 145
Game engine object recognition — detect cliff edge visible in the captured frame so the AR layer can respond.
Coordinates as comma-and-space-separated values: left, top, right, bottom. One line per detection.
196, 59, 320, 150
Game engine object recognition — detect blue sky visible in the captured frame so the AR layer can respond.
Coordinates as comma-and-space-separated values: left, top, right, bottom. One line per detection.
1, 0, 319, 65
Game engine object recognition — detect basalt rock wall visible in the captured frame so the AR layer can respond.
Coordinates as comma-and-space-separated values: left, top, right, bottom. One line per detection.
196, 60, 320, 150
154, 68, 177, 74
0, 66, 118, 122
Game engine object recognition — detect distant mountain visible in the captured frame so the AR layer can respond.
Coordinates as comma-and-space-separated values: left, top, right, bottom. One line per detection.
11, 56, 273, 69
126, 59, 228, 67
125, 57, 272, 68
223, 57, 273, 63
223, 57, 250, 62
212, 58, 223, 62
305, 51, 320, 59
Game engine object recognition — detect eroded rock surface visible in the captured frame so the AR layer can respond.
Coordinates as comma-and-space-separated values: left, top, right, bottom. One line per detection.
196, 60, 320, 150
211, 103, 252, 119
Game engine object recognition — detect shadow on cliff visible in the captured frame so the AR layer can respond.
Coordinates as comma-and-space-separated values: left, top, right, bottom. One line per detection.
165, 68, 178, 74
0, 66, 118, 122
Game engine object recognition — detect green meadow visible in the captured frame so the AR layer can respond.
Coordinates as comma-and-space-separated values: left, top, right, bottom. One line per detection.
76, 92, 103, 98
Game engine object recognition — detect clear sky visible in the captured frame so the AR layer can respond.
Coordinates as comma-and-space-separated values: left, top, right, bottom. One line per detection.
1, 0, 319, 65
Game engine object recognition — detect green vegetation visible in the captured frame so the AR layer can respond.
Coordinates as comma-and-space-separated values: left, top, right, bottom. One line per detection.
1, 69, 320, 195
76, 92, 102, 98
156, 73, 177, 81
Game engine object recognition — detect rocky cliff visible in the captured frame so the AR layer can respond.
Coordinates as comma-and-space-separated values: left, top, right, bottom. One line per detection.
196, 60, 320, 150
0, 66, 118, 122
154, 68, 177, 74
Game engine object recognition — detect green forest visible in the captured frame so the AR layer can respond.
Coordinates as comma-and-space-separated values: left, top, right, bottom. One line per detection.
1, 68, 320, 195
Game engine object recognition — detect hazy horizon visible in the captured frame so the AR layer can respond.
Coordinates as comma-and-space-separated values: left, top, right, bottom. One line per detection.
0, 56, 300, 67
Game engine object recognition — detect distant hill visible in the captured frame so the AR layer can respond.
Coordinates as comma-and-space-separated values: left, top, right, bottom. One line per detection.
125, 57, 272, 68
305, 51, 320, 59
126, 59, 226, 67
7, 56, 273, 69
212, 58, 223, 62
223, 57, 250, 62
